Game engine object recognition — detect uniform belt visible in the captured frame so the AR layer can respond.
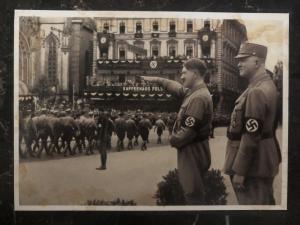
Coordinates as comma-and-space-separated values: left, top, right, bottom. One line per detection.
227, 131, 273, 141
194, 134, 209, 143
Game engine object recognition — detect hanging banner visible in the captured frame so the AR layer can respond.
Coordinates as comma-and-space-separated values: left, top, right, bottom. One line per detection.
127, 44, 147, 56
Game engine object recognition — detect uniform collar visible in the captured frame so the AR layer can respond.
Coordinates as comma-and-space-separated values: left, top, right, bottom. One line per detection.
190, 82, 207, 93
248, 70, 271, 88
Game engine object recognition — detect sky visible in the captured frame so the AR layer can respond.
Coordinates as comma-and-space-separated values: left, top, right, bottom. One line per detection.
241, 19, 288, 71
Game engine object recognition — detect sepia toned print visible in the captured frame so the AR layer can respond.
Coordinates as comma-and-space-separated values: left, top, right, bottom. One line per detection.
14, 11, 288, 210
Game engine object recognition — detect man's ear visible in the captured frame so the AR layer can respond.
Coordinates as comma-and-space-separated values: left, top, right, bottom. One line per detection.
255, 57, 261, 68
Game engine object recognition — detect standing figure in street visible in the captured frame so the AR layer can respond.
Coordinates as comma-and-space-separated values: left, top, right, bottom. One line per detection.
138, 114, 152, 151
141, 58, 213, 204
114, 112, 127, 151
95, 111, 110, 170
166, 113, 176, 136
106, 115, 115, 150
154, 116, 166, 144
133, 112, 141, 146
223, 43, 281, 205
126, 115, 137, 150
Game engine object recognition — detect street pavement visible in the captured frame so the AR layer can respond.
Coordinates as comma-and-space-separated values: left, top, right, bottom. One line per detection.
18, 127, 282, 206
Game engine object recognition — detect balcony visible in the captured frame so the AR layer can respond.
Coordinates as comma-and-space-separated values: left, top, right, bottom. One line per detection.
168, 31, 176, 37
151, 33, 160, 38
134, 32, 143, 38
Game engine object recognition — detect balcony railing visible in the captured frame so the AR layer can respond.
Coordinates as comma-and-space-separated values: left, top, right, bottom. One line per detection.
168, 31, 176, 37
134, 32, 143, 38
151, 33, 159, 38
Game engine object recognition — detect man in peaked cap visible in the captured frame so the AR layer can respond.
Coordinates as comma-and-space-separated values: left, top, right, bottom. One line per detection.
223, 42, 281, 205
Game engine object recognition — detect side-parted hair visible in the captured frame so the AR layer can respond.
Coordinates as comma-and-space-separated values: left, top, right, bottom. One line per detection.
183, 58, 207, 77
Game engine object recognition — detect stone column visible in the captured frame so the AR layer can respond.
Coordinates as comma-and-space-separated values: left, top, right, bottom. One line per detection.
92, 31, 98, 77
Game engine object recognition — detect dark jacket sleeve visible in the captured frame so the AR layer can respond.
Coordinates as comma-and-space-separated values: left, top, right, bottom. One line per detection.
170, 97, 206, 149
232, 88, 267, 176
154, 78, 187, 98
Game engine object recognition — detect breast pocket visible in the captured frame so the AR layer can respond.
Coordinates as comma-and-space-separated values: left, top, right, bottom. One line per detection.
229, 98, 246, 134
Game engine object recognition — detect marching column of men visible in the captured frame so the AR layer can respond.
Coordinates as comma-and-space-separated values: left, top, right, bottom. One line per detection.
19, 107, 176, 159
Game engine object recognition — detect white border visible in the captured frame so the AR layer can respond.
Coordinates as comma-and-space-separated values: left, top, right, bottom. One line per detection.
14, 10, 289, 211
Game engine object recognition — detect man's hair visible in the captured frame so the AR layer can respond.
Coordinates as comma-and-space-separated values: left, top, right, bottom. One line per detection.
183, 58, 207, 77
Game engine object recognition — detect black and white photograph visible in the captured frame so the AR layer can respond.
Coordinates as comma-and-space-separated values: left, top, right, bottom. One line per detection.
14, 11, 288, 210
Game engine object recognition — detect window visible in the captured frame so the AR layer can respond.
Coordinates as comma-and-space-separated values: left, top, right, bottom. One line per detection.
170, 21, 176, 32
136, 21, 142, 33
134, 41, 145, 59
152, 21, 159, 31
119, 47, 126, 60
48, 36, 57, 84
187, 20, 193, 32
119, 74, 125, 83
152, 46, 159, 57
103, 22, 109, 32
169, 45, 176, 57
186, 46, 193, 57
119, 22, 125, 34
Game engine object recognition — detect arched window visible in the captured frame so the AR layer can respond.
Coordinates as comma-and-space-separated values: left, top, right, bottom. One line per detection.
47, 36, 57, 84
169, 45, 176, 57
187, 20, 193, 32
119, 46, 126, 60
186, 46, 193, 57
169, 21, 176, 32
119, 22, 125, 34
152, 21, 159, 31
136, 21, 142, 33
152, 46, 159, 57
134, 40, 145, 59
103, 22, 109, 32
19, 35, 30, 86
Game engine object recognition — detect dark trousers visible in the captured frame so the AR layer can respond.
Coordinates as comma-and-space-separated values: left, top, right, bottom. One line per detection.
231, 176, 275, 205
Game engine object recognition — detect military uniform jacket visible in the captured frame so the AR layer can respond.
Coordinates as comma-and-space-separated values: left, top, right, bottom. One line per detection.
224, 72, 281, 178
156, 78, 213, 196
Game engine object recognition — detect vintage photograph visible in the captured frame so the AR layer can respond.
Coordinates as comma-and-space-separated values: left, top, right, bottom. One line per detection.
14, 11, 288, 210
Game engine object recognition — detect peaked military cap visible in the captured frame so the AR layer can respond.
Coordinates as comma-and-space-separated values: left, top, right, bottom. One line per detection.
235, 42, 267, 59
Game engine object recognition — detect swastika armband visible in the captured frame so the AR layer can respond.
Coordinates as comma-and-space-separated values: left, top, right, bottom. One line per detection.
244, 117, 263, 134
181, 115, 200, 128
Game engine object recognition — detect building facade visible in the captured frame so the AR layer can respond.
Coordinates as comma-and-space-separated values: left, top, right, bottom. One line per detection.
90, 18, 247, 114
19, 17, 95, 98
19, 17, 247, 114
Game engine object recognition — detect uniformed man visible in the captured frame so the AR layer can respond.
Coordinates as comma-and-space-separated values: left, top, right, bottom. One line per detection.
95, 111, 111, 170
126, 115, 137, 150
154, 116, 166, 144
114, 112, 127, 151
133, 111, 142, 146
141, 58, 213, 204
223, 42, 281, 205
138, 113, 152, 151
